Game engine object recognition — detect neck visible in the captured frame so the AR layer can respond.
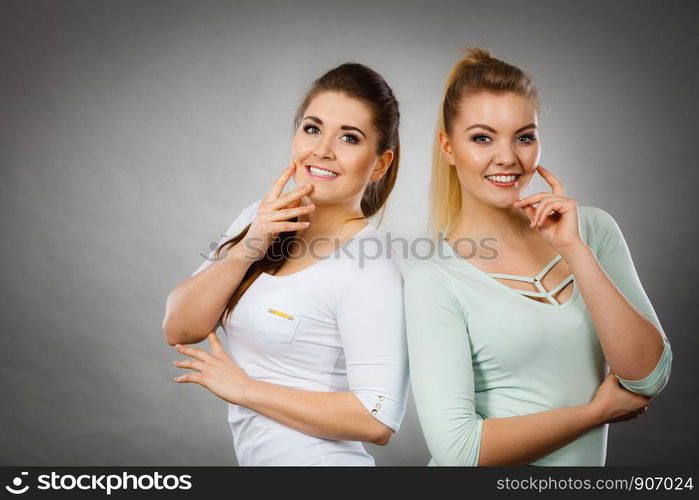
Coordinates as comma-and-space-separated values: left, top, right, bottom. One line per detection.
449, 192, 532, 242
297, 197, 366, 239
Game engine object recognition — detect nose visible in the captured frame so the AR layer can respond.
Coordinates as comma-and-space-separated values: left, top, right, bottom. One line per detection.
313, 135, 335, 160
493, 142, 517, 167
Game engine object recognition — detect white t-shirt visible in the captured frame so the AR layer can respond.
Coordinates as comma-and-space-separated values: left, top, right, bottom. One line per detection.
192, 199, 409, 465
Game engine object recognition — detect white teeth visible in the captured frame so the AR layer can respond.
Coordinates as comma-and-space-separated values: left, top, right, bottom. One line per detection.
486, 175, 517, 183
309, 166, 338, 178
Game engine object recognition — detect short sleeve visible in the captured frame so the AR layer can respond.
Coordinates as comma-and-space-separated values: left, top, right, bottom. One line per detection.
585, 207, 673, 397
335, 242, 409, 433
404, 262, 483, 466
191, 198, 262, 277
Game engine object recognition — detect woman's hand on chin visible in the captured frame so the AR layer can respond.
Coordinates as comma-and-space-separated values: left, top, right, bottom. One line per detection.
240, 162, 316, 260
512, 165, 585, 253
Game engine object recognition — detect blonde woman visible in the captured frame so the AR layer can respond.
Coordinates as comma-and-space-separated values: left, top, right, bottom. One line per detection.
405, 48, 672, 466
163, 63, 408, 465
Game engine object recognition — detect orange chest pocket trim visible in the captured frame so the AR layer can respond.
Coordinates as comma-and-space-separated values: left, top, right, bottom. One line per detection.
267, 308, 295, 320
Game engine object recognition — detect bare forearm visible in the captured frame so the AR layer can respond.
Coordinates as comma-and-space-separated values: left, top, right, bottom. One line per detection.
560, 243, 664, 380
241, 379, 391, 445
478, 403, 602, 466
162, 244, 254, 345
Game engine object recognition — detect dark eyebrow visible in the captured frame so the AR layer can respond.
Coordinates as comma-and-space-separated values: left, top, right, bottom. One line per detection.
303, 115, 367, 139
465, 123, 537, 134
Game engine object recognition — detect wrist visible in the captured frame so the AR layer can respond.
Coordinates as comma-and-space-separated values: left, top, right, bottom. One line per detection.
228, 238, 265, 263
238, 376, 259, 408
558, 240, 593, 264
582, 401, 606, 427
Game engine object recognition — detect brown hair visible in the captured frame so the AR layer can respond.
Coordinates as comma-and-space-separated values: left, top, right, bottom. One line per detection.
213, 63, 401, 324
429, 47, 540, 237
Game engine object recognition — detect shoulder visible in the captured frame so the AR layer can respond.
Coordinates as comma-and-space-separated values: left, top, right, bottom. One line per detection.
403, 257, 469, 326
239, 198, 263, 223
404, 259, 459, 305
335, 224, 404, 289
405, 259, 447, 287
578, 205, 617, 227
404, 238, 464, 289
220, 198, 262, 236
578, 205, 624, 253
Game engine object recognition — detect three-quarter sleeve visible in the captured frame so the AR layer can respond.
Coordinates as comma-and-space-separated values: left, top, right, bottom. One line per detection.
404, 262, 483, 466
335, 246, 409, 433
588, 207, 673, 397
191, 198, 262, 276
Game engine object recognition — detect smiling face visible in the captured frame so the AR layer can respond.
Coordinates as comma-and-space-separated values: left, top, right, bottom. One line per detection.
291, 91, 393, 206
439, 91, 540, 208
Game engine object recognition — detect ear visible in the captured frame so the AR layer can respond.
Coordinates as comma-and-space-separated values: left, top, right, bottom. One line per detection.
438, 130, 456, 166
370, 148, 395, 182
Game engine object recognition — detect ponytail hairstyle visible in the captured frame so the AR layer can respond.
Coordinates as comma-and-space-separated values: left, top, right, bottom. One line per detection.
212, 63, 400, 324
429, 47, 541, 237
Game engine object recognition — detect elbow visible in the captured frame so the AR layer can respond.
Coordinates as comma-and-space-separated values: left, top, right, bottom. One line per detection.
162, 288, 204, 346
616, 340, 673, 397
161, 316, 181, 346
352, 391, 404, 446
618, 373, 670, 398
371, 426, 393, 446
426, 418, 483, 466
162, 289, 182, 346
431, 448, 480, 467
162, 317, 207, 346
162, 308, 197, 346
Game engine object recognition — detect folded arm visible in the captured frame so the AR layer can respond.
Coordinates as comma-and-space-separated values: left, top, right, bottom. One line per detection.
561, 208, 672, 397
405, 263, 605, 466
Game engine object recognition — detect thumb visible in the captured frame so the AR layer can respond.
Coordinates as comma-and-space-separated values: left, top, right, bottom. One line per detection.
285, 197, 303, 209
207, 332, 225, 354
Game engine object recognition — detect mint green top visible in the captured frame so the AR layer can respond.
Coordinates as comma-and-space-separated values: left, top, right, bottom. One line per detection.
404, 206, 672, 466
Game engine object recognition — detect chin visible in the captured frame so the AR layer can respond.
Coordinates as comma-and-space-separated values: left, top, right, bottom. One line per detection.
304, 189, 336, 204
485, 195, 518, 209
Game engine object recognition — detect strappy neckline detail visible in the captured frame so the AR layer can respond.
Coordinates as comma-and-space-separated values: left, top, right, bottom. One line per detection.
442, 239, 579, 310
485, 254, 575, 306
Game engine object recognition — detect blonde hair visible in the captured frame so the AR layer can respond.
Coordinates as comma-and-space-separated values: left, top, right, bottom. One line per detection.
429, 47, 540, 237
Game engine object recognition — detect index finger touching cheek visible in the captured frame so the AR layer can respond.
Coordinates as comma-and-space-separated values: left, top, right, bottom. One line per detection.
264, 162, 297, 201
537, 165, 566, 197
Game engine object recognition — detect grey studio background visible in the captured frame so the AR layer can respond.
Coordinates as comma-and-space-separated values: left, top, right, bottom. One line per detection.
1, 0, 697, 466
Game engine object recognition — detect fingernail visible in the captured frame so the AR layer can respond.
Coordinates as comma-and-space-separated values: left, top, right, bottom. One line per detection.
174, 376, 179, 382
303, 222, 310, 226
